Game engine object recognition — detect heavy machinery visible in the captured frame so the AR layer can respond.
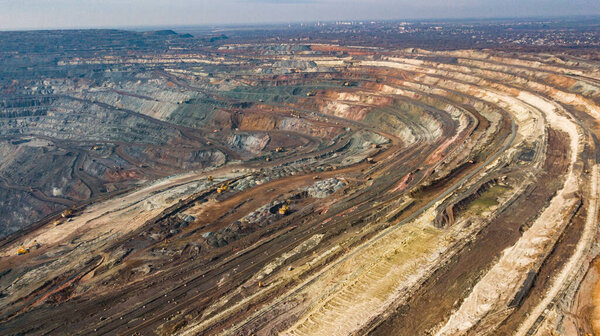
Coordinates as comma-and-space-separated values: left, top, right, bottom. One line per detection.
208, 175, 214, 182
279, 204, 290, 215
279, 200, 291, 215
275, 147, 284, 153
217, 182, 230, 194
61, 209, 73, 218
17, 240, 40, 255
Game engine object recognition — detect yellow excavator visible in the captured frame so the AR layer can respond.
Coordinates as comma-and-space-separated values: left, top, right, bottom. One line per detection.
217, 182, 230, 194
279, 205, 290, 215
279, 200, 291, 215
17, 240, 40, 255
61, 209, 73, 218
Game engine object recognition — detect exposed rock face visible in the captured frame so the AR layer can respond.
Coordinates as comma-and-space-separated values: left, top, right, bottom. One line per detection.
227, 133, 270, 155
1, 25, 600, 336
305, 178, 346, 198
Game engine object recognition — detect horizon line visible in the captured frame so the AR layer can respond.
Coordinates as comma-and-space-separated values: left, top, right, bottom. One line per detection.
1, 13, 599, 33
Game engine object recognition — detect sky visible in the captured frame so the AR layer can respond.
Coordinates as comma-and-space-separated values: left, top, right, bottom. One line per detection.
1, 0, 599, 31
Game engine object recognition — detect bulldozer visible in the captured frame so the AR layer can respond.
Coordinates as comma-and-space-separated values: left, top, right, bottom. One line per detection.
207, 175, 214, 182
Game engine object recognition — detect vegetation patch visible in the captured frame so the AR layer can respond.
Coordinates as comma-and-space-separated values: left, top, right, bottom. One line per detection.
467, 184, 511, 213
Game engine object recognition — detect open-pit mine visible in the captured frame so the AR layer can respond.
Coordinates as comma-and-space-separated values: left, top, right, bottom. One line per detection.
1, 21, 600, 335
